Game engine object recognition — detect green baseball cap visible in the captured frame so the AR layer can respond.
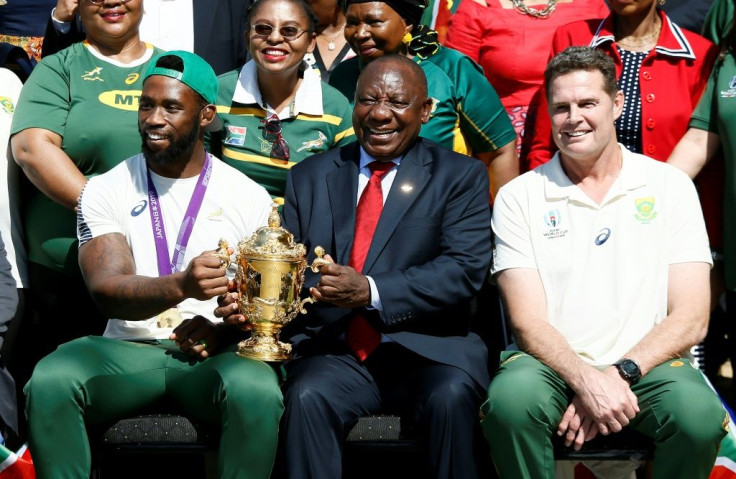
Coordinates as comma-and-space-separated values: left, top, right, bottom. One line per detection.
143, 50, 222, 131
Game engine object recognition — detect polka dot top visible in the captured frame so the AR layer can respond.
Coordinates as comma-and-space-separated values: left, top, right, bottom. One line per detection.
615, 47, 648, 154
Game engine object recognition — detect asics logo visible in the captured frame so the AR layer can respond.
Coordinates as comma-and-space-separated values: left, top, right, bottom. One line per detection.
594, 228, 611, 245
131, 200, 147, 216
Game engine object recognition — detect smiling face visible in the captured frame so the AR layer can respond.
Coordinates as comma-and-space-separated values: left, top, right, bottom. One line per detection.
353, 59, 432, 161
246, 0, 316, 77
79, 0, 143, 47
548, 69, 624, 164
344, 2, 412, 62
138, 75, 207, 167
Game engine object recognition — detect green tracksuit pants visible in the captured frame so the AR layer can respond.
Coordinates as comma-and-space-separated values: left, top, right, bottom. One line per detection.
482, 351, 728, 479
24, 336, 284, 479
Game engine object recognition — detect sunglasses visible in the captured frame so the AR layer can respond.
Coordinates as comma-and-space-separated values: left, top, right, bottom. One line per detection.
250, 24, 308, 41
262, 115, 290, 161
87, 0, 133, 4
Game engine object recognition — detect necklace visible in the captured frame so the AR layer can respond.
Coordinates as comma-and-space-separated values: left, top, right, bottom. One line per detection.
321, 25, 345, 51
616, 19, 661, 50
511, 0, 557, 18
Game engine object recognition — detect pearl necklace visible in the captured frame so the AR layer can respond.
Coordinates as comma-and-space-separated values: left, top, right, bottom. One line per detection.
511, 0, 557, 18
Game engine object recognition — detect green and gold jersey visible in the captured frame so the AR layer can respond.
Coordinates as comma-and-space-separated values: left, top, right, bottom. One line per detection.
11, 41, 163, 274
207, 62, 355, 204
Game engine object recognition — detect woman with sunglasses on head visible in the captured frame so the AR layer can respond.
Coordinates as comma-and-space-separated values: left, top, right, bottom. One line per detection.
329, 0, 518, 199
10, 0, 163, 368
208, 0, 355, 205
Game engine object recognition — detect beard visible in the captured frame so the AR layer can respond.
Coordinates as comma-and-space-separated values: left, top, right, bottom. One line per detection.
140, 115, 200, 166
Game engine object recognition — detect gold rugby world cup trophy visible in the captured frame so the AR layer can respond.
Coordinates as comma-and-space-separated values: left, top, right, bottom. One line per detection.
216, 205, 328, 361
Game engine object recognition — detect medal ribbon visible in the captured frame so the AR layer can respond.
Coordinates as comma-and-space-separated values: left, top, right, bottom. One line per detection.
147, 152, 213, 276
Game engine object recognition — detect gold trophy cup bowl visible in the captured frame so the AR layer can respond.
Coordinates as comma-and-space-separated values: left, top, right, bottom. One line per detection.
216, 206, 329, 362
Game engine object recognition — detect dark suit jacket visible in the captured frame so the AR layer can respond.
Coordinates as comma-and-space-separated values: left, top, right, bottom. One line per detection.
282, 138, 492, 388
41, 0, 250, 75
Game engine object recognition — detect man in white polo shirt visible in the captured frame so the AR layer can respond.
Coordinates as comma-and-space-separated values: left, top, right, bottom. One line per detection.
482, 46, 727, 479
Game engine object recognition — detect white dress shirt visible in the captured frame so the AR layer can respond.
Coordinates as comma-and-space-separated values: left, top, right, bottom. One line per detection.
138, 0, 194, 53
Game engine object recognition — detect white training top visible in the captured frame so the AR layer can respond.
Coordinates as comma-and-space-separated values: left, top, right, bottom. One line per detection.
491, 144, 712, 367
78, 153, 272, 340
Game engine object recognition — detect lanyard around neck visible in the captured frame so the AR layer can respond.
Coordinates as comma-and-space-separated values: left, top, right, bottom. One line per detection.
147, 153, 213, 276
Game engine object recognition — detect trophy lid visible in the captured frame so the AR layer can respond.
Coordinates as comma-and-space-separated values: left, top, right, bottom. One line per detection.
238, 204, 307, 261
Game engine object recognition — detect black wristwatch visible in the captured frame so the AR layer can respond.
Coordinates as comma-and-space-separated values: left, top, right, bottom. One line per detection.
614, 359, 642, 384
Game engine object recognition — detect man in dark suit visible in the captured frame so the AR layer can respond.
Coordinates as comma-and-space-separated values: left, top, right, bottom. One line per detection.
42, 0, 250, 75
277, 54, 491, 479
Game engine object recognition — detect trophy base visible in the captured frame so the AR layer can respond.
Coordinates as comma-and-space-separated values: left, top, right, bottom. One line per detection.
236, 336, 292, 362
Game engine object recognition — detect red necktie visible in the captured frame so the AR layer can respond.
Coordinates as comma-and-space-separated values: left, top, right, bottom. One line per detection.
346, 161, 394, 361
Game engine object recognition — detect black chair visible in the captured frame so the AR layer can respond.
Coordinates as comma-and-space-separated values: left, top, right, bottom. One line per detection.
89, 413, 218, 479
91, 413, 421, 479
343, 415, 427, 479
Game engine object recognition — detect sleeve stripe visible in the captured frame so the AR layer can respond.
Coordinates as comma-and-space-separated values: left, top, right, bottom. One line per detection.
222, 147, 296, 169
334, 127, 355, 143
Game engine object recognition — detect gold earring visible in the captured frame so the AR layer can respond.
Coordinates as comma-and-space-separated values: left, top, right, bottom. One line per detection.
402, 32, 413, 45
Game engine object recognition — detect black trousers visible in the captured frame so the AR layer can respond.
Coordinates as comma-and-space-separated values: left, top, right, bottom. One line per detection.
278, 342, 486, 479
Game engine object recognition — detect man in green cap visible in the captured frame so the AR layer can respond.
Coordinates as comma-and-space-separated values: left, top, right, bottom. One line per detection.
24, 51, 283, 479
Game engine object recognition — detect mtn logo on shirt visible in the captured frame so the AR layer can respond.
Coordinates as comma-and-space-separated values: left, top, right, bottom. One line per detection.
98, 90, 143, 111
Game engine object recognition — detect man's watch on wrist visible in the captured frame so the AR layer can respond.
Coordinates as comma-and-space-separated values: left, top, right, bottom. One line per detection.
613, 358, 641, 384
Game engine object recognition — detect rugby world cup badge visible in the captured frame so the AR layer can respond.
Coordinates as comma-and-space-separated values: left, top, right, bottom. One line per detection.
721, 76, 736, 98
543, 208, 568, 239
544, 209, 561, 227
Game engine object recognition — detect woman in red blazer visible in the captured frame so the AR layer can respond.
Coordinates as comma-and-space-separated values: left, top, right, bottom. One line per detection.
526, 1, 718, 170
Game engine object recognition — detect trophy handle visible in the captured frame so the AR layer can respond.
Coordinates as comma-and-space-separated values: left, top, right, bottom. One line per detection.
309, 246, 331, 273
299, 296, 316, 314
214, 238, 232, 269
299, 246, 331, 313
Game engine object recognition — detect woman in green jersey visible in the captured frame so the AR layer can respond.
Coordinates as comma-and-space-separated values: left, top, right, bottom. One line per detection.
207, 0, 355, 205
10, 0, 164, 368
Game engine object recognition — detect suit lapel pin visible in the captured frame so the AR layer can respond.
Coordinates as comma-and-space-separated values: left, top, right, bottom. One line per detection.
400, 184, 414, 193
